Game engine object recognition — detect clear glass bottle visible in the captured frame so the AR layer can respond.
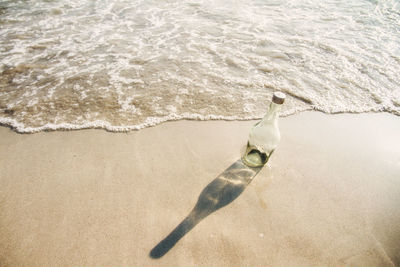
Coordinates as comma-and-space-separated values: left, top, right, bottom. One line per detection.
242, 92, 285, 167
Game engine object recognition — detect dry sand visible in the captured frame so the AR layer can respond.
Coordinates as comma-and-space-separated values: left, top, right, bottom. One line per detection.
0, 112, 399, 266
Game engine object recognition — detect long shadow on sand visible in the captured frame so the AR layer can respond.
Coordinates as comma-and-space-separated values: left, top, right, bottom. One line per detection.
150, 159, 262, 259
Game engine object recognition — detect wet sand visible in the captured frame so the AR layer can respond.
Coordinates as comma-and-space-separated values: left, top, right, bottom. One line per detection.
0, 112, 399, 266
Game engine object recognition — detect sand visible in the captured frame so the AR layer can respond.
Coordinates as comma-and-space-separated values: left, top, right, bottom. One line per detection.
0, 112, 399, 266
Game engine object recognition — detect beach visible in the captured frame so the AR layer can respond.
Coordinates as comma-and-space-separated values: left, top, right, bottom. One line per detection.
0, 111, 399, 266
1, 0, 399, 265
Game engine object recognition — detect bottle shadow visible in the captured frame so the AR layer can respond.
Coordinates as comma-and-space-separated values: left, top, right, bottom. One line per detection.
149, 159, 263, 259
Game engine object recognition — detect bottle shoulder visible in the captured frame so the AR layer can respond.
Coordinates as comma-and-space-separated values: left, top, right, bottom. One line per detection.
251, 121, 279, 133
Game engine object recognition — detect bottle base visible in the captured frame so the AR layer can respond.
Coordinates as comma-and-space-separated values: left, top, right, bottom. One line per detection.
242, 148, 267, 168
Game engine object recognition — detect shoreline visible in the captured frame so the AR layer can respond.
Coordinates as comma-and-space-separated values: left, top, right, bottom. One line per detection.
0, 109, 398, 134
1, 111, 399, 266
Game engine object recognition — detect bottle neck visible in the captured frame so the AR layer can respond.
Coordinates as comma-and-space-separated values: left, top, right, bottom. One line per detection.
260, 102, 281, 125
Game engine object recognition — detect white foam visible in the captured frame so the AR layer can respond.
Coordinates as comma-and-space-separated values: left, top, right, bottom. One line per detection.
0, 106, 307, 133
0, 0, 399, 133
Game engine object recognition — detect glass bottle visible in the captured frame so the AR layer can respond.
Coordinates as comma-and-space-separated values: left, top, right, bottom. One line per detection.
242, 92, 285, 167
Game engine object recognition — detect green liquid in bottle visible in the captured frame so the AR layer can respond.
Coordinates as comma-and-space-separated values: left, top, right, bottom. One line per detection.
242, 144, 272, 168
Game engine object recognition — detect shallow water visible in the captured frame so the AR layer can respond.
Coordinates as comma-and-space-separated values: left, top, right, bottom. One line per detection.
0, 0, 399, 132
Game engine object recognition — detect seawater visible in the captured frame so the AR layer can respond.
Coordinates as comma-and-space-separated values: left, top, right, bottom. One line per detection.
0, 0, 399, 133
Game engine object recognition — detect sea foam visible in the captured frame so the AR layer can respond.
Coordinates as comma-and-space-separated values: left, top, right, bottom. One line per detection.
0, 0, 399, 133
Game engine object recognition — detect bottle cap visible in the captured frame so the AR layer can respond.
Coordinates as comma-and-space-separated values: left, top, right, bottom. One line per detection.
272, 92, 285, 104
